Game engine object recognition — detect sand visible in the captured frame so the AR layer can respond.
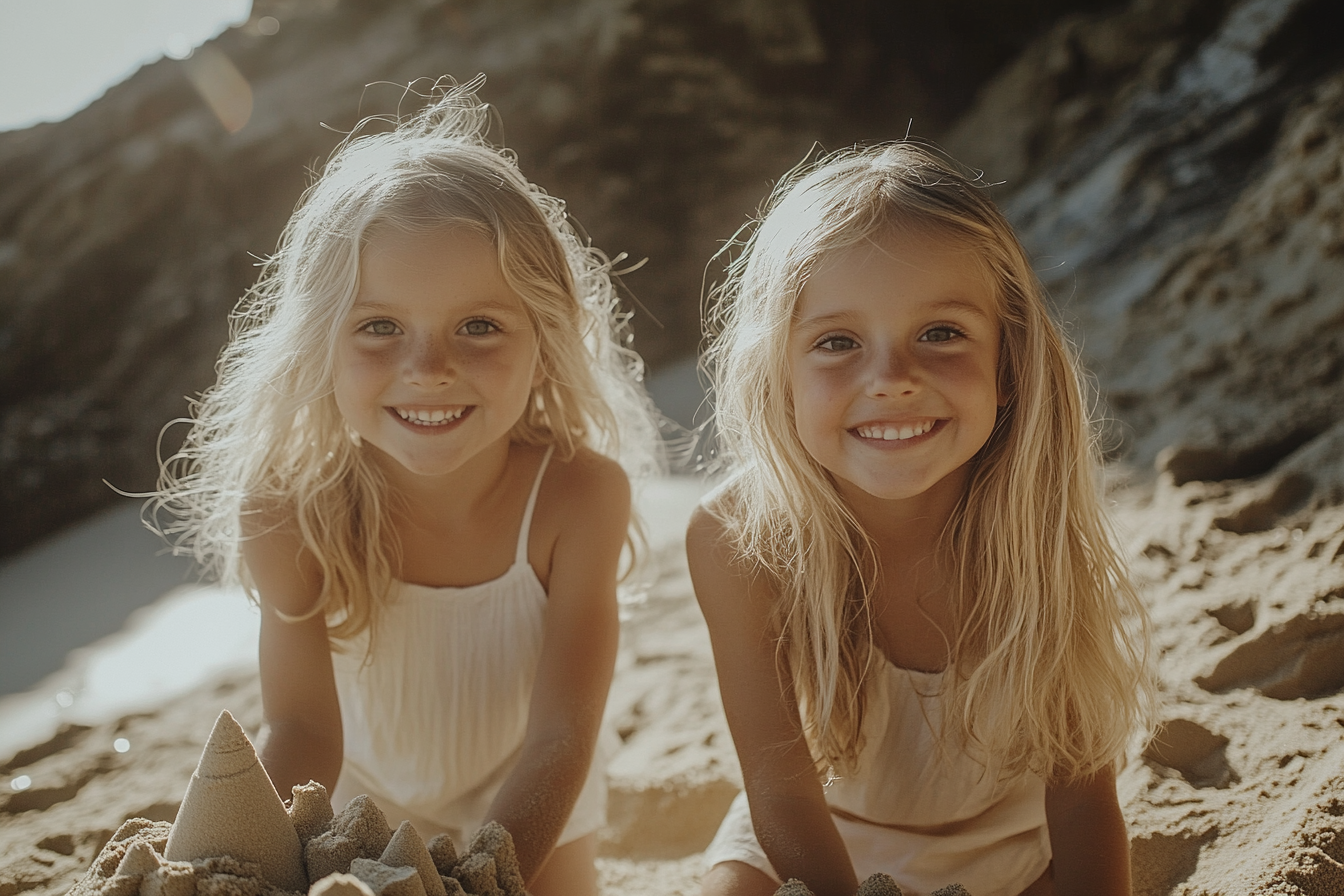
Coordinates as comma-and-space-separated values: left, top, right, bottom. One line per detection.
2, 473, 1344, 896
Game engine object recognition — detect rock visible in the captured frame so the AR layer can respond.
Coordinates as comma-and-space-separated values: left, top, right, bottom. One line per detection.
947, 0, 1344, 492
0, 0, 1128, 559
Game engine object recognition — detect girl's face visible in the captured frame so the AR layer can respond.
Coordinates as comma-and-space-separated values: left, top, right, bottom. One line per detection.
333, 226, 541, 481
787, 228, 1003, 512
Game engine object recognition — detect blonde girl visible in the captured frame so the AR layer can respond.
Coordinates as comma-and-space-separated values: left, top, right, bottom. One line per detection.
156, 78, 661, 896
689, 144, 1154, 896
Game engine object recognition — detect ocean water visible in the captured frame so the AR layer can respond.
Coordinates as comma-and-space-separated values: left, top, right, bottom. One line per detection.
0, 475, 709, 763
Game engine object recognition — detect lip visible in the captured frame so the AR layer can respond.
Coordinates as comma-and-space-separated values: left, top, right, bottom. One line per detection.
386, 405, 473, 432
849, 418, 945, 445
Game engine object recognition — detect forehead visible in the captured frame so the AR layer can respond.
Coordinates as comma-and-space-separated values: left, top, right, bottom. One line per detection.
796, 229, 997, 321
355, 225, 524, 310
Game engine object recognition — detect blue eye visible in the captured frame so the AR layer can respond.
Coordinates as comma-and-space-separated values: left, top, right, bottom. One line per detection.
461, 319, 500, 336
920, 326, 964, 343
815, 334, 858, 352
362, 319, 399, 336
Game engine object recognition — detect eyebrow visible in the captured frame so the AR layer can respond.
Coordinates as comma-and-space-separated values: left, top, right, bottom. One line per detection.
794, 299, 995, 329
927, 299, 995, 321
350, 296, 526, 315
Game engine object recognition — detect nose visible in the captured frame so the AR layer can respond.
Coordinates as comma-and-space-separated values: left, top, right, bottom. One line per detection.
404, 334, 456, 387
867, 344, 920, 398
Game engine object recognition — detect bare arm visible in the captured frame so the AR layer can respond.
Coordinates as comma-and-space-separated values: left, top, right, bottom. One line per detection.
243, 512, 344, 800
1045, 766, 1131, 896
483, 453, 628, 886
687, 506, 858, 896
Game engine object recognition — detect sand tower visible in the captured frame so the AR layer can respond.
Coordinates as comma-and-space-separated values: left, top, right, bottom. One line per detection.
163, 710, 308, 891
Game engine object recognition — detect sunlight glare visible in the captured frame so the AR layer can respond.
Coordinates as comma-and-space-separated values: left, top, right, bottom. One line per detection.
0, 0, 251, 130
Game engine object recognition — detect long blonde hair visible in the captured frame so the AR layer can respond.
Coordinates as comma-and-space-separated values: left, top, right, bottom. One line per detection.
154, 77, 662, 639
703, 143, 1154, 782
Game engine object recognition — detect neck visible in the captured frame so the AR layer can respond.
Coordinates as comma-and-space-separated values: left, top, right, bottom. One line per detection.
373, 438, 516, 525
837, 464, 969, 553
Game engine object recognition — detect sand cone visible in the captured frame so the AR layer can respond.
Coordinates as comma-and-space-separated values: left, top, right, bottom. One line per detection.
451, 853, 500, 896
350, 858, 427, 896
466, 824, 522, 896
857, 873, 903, 896
930, 886, 971, 896
381, 822, 447, 896
114, 840, 161, 877
163, 710, 308, 892
311, 872, 377, 896
425, 834, 458, 876
774, 881, 814, 896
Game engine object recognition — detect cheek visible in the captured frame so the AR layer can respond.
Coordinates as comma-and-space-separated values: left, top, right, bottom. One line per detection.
788, 368, 839, 453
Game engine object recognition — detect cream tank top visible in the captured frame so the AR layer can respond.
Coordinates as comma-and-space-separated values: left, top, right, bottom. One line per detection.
331, 447, 555, 834
822, 664, 1051, 894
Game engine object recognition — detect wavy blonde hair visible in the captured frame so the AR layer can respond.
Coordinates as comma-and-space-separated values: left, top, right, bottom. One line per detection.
154, 77, 663, 640
703, 143, 1154, 783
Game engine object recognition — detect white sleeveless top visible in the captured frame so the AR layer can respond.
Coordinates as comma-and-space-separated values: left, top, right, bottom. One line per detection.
822, 664, 1050, 894
329, 447, 608, 841
706, 661, 1050, 896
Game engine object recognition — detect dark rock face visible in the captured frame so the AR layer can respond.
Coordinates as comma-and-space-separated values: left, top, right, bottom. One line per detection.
947, 0, 1344, 503
0, 0, 1112, 557
4, 0, 1341, 556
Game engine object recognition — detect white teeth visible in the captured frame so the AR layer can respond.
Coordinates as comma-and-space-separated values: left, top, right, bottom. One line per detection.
395, 407, 465, 425
856, 421, 934, 441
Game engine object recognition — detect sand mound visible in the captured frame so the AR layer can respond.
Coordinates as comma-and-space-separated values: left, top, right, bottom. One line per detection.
62, 711, 526, 896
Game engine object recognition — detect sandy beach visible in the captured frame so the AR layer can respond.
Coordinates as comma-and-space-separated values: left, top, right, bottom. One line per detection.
3, 469, 1344, 896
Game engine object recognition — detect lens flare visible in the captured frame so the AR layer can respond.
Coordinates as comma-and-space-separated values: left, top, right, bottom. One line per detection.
180, 45, 252, 133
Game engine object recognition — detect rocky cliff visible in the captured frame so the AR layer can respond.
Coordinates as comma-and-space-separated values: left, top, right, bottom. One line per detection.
947, 0, 1344, 504
1, 0, 1340, 556
0, 0, 1112, 556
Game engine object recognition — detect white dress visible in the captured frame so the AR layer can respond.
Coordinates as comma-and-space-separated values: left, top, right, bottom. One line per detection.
705, 663, 1051, 896
329, 447, 613, 845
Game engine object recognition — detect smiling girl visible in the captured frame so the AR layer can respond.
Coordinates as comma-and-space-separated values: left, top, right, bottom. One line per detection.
689, 144, 1155, 896
153, 78, 661, 896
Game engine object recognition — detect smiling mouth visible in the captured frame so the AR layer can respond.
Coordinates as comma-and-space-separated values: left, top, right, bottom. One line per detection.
852, 419, 940, 441
391, 406, 469, 427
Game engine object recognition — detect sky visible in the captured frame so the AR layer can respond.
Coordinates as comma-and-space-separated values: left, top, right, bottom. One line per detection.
0, 0, 251, 131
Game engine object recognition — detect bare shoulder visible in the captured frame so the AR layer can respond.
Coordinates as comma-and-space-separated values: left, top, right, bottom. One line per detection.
534, 447, 631, 564
686, 489, 772, 624
239, 496, 321, 617
543, 446, 631, 520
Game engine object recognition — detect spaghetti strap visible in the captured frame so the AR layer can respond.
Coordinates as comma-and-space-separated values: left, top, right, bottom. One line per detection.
515, 446, 555, 565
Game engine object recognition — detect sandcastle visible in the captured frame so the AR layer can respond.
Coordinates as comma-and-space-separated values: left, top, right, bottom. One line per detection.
67, 711, 526, 896
774, 875, 972, 896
